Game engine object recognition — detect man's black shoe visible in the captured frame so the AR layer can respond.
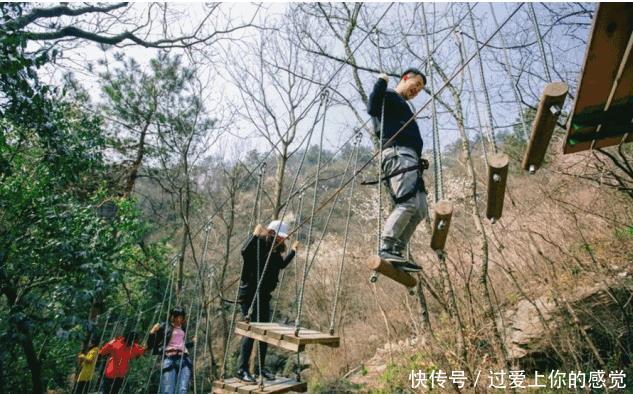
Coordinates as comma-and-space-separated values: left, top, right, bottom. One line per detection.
255, 368, 276, 381
379, 249, 407, 263
393, 261, 422, 272
236, 369, 256, 383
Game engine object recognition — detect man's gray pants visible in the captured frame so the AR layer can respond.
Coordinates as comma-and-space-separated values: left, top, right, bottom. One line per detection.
381, 146, 428, 253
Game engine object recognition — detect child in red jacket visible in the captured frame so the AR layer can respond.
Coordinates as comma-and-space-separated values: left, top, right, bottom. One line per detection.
99, 331, 145, 393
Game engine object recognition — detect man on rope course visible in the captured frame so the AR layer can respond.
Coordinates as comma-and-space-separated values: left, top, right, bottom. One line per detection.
367, 68, 429, 272
236, 220, 300, 383
148, 306, 194, 393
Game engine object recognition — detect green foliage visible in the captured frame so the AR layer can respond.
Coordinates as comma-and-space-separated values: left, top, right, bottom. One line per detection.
614, 225, 633, 240
1, 7, 172, 390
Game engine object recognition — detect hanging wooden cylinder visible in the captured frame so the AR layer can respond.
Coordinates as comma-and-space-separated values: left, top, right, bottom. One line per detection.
486, 153, 509, 223
522, 82, 568, 173
367, 255, 417, 288
430, 200, 453, 251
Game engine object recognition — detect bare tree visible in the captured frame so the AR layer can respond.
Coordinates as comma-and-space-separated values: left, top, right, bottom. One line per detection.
2, 3, 260, 49
226, 21, 327, 218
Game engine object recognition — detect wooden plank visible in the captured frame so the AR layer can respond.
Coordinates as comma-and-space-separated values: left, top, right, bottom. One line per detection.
247, 323, 321, 334
235, 321, 279, 330
234, 326, 304, 353
486, 153, 509, 222
430, 200, 453, 251
236, 322, 339, 349
215, 377, 307, 394
564, 3, 633, 153
260, 328, 323, 340
253, 378, 308, 394
367, 255, 417, 288
245, 323, 328, 337
250, 324, 281, 336
522, 82, 568, 172
593, 33, 633, 149
236, 382, 264, 394
281, 334, 340, 346
214, 378, 250, 393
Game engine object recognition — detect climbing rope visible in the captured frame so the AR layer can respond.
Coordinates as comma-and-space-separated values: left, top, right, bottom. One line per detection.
86, 310, 111, 393
293, 90, 329, 336
157, 257, 179, 390
421, 3, 445, 201
328, 132, 362, 335
454, 23, 489, 167
140, 257, 178, 392
118, 309, 144, 392
375, 27, 386, 255
489, 4, 529, 141
198, 303, 213, 390
467, 5, 499, 154
528, 3, 553, 83
220, 162, 266, 379
376, 95, 386, 254
191, 223, 212, 392
255, 184, 264, 389
271, 190, 304, 322
304, 129, 361, 279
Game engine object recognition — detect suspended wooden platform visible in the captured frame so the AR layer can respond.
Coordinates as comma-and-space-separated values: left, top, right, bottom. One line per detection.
430, 200, 453, 251
564, 3, 633, 154
522, 82, 568, 173
234, 322, 339, 352
486, 153, 509, 222
367, 255, 417, 288
213, 377, 307, 394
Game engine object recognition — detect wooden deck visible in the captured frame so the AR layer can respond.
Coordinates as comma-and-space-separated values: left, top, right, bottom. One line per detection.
213, 377, 307, 394
234, 322, 339, 352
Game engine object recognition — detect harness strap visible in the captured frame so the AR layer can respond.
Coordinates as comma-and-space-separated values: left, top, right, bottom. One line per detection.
361, 158, 429, 186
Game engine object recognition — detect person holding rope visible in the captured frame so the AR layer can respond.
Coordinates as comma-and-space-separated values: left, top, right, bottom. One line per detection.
236, 220, 300, 383
73, 335, 99, 394
367, 68, 428, 272
98, 331, 145, 394
148, 306, 194, 394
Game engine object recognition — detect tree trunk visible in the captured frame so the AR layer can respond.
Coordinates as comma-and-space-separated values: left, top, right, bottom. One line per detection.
273, 148, 288, 219
1, 277, 43, 394
17, 318, 43, 394
124, 109, 155, 196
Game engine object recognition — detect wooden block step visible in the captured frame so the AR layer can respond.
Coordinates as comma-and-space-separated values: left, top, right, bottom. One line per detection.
430, 200, 453, 251
367, 255, 417, 288
522, 82, 568, 172
234, 322, 340, 352
486, 153, 509, 222
213, 377, 307, 394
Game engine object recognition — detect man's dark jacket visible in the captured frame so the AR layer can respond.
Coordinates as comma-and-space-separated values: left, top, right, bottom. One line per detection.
367, 78, 423, 156
239, 233, 295, 304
